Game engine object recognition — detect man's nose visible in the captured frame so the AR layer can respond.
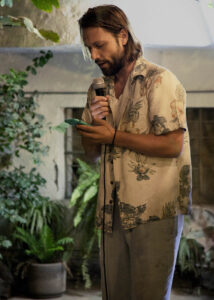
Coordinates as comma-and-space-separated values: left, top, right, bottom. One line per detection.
90, 48, 99, 61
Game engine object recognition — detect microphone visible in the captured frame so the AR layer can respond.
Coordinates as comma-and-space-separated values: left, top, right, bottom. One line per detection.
92, 77, 107, 120
92, 77, 106, 96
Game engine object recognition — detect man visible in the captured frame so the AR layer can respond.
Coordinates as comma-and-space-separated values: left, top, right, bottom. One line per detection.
77, 5, 192, 300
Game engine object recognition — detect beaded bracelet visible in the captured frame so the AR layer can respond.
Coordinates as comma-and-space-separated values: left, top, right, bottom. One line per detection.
111, 129, 117, 145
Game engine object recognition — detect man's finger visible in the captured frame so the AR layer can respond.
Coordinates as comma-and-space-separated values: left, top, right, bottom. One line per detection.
77, 130, 100, 142
92, 117, 107, 125
92, 96, 108, 104
77, 124, 100, 132
91, 104, 109, 113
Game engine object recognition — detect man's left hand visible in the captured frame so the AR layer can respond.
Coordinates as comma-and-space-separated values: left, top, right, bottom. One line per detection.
77, 118, 115, 145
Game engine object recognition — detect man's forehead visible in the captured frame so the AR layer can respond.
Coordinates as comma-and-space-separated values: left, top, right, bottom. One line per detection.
83, 27, 113, 45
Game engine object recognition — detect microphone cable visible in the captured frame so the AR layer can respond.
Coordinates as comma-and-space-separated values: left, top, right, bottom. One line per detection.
92, 77, 109, 300
102, 143, 108, 300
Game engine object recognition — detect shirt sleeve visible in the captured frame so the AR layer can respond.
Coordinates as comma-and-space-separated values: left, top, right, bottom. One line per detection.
81, 84, 95, 124
148, 69, 187, 135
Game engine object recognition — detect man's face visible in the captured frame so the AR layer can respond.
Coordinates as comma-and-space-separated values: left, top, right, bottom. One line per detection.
83, 27, 126, 76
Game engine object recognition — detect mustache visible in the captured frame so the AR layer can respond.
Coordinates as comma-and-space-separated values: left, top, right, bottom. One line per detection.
95, 60, 107, 65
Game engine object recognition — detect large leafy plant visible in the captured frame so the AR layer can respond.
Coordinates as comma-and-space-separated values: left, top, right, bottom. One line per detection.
0, 51, 53, 261
14, 224, 73, 263
70, 158, 100, 288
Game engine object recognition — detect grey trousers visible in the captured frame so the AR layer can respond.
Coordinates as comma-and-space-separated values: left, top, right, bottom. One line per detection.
100, 201, 184, 300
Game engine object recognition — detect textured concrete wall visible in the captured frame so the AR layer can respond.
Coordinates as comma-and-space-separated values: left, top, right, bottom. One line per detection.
1, 45, 214, 93
0, 45, 214, 200
0, 0, 88, 47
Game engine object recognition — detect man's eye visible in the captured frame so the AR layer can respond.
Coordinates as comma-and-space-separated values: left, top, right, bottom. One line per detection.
96, 44, 104, 49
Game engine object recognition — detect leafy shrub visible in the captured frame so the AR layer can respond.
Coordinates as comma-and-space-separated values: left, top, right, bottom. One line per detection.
0, 51, 53, 167
0, 51, 53, 263
70, 158, 100, 288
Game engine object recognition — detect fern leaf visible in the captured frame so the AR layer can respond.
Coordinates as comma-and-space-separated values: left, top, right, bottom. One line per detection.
70, 188, 84, 207
81, 259, 92, 289
14, 227, 39, 258
83, 185, 98, 203
40, 225, 55, 251
30, 207, 37, 234
37, 211, 44, 233
70, 173, 99, 207
76, 158, 92, 173
57, 237, 73, 246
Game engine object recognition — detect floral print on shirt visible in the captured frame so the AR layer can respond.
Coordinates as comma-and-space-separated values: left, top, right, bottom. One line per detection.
82, 55, 192, 233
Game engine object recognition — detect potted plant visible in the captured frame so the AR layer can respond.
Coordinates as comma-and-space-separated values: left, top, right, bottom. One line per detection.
14, 223, 73, 298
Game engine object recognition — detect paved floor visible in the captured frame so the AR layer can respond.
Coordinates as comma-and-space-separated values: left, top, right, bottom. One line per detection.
9, 288, 214, 300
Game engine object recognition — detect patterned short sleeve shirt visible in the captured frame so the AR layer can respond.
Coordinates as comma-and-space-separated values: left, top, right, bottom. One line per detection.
82, 56, 192, 233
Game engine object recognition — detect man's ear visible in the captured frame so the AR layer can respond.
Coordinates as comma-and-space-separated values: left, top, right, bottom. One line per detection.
119, 29, 128, 46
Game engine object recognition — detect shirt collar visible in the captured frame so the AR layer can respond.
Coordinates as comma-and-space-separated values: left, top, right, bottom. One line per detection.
130, 56, 148, 83
103, 55, 147, 89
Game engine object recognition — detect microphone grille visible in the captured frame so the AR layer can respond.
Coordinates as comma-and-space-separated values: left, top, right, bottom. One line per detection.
92, 77, 105, 90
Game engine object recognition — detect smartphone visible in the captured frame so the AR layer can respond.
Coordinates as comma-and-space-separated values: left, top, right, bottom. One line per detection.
65, 118, 91, 126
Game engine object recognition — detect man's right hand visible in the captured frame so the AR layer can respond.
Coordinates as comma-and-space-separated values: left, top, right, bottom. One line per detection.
90, 95, 110, 120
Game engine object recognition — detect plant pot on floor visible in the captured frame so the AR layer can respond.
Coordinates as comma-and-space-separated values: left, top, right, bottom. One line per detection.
26, 262, 66, 298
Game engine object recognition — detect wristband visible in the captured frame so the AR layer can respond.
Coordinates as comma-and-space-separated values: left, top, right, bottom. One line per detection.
111, 129, 117, 145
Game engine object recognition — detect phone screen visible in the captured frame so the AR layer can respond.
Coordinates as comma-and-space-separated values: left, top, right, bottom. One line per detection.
65, 118, 91, 126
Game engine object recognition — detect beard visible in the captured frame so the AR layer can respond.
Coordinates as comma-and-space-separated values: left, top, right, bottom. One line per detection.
96, 53, 125, 76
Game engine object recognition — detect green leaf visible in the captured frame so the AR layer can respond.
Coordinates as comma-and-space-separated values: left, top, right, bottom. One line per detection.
21, 17, 44, 39
0, 0, 13, 8
74, 213, 83, 228
76, 158, 94, 173
39, 29, 60, 43
208, 1, 214, 8
2, 239, 12, 248
57, 237, 73, 246
52, 122, 69, 133
45, 50, 54, 59
70, 187, 83, 207
83, 185, 98, 203
31, 0, 59, 13
70, 159, 99, 208
0, 16, 21, 27
51, 0, 59, 8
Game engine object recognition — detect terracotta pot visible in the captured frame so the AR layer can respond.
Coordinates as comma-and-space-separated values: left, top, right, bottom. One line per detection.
27, 262, 66, 298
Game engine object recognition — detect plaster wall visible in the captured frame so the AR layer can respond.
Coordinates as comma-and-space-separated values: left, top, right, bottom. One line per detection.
0, 45, 214, 200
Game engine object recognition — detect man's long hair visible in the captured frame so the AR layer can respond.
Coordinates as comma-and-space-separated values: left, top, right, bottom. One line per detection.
79, 5, 142, 62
